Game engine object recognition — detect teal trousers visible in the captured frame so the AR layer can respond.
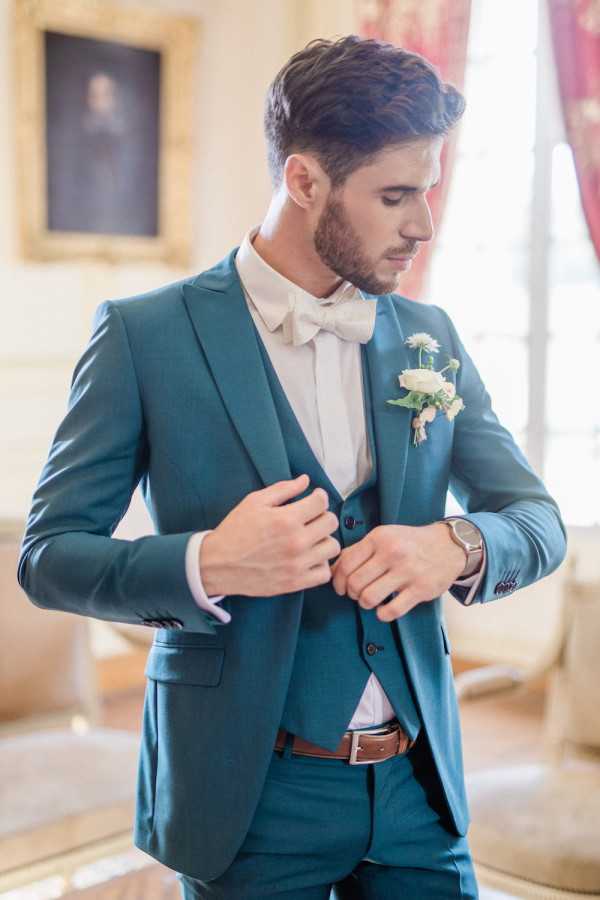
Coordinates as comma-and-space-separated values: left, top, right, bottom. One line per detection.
177, 727, 479, 899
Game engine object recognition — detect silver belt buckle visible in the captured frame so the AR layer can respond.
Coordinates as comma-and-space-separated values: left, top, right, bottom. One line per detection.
349, 728, 373, 764
348, 722, 400, 765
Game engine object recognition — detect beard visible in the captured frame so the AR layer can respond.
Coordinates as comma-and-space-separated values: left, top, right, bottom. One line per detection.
313, 192, 399, 295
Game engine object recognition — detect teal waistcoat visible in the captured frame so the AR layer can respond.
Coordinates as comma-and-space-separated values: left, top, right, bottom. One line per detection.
254, 328, 422, 753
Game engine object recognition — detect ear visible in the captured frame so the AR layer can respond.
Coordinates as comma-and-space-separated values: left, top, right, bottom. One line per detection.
283, 153, 329, 209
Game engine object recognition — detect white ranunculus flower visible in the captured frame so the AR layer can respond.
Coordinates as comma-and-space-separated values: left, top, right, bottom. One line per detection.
446, 397, 465, 421
399, 368, 445, 394
441, 380, 456, 400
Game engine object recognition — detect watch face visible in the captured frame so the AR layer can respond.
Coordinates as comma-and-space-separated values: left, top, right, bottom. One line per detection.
452, 519, 481, 550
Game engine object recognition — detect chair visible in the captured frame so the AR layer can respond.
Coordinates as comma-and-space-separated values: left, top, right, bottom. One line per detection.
0, 519, 142, 894
455, 561, 600, 899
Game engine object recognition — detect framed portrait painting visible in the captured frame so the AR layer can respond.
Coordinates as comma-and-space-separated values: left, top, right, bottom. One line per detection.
14, 0, 198, 265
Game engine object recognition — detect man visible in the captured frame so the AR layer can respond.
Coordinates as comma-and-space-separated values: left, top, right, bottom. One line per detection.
18, 35, 567, 900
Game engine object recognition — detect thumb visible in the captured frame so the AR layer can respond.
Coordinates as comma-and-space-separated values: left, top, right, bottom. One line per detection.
262, 473, 310, 507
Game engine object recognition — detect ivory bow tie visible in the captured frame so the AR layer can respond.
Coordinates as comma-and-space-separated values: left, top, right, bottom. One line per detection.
280, 290, 377, 346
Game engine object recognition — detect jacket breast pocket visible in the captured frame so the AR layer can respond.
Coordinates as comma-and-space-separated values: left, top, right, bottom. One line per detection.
145, 644, 225, 686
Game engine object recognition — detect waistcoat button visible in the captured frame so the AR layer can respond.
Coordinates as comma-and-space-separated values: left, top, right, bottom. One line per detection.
366, 642, 378, 655
344, 516, 356, 529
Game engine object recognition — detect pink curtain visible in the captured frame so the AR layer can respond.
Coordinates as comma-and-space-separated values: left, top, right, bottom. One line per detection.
547, 0, 600, 264
355, 0, 472, 300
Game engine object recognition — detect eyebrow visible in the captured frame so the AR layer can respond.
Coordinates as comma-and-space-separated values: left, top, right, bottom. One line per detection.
379, 177, 441, 193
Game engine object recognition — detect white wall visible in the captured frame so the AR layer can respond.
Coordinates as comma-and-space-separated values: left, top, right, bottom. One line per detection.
2, 0, 357, 522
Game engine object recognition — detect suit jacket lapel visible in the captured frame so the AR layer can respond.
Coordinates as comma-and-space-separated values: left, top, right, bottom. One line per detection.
181, 249, 292, 489
364, 295, 412, 525
182, 249, 413, 523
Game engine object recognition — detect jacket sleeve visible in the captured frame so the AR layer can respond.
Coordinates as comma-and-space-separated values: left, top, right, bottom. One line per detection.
434, 305, 568, 606
16, 300, 221, 634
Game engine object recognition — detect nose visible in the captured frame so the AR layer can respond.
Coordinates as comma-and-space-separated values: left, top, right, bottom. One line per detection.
400, 195, 435, 244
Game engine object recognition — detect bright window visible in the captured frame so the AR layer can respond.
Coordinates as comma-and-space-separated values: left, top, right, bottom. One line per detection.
433, 0, 600, 526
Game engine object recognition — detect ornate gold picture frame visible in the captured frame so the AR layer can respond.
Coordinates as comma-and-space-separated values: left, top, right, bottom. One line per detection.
14, 0, 198, 265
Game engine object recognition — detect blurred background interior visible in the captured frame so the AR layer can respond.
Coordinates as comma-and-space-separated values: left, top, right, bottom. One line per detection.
1, 0, 599, 897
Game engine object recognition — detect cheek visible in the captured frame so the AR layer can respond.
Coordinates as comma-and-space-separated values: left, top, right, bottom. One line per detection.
361, 205, 389, 234
369, 208, 404, 249
343, 197, 393, 261
354, 212, 389, 256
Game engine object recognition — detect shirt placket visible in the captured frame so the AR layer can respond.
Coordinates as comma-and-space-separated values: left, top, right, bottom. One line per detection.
313, 330, 356, 498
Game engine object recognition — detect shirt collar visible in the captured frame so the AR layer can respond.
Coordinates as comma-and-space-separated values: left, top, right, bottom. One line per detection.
234, 224, 363, 334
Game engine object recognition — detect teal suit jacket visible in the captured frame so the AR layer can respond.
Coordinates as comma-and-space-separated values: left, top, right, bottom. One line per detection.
17, 247, 567, 880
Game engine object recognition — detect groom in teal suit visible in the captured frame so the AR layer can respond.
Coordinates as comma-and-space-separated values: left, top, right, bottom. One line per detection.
18, 36, 566, 899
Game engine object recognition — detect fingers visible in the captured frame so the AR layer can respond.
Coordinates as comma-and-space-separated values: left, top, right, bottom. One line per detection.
331, 539, 375, 595
303, 561, 335, 590
287, 485, 334, 526
302, 534, 341, 569
262, 474, 310, 507
262, 476, 333, 528
302, 508, 340, 547
376, 587, 415, 621
335, 554, 386, 602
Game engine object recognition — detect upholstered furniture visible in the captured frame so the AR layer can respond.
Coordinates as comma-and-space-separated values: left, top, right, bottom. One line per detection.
454, 563, 600, 899
0, 520, 141, 894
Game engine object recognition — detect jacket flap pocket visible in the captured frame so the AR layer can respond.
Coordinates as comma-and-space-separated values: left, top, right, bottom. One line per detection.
145, 645, 225, 686
440, 622, 452, 655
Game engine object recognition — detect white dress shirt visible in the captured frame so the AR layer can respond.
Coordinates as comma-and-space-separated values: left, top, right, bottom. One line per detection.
183, 224, 484, 730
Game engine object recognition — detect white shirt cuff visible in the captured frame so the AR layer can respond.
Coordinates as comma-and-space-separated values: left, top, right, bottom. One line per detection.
185, 531, 231, 624
451, 541, 487, 605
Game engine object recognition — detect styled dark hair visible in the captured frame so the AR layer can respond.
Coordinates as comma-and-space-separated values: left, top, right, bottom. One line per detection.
264, 34, 466, 190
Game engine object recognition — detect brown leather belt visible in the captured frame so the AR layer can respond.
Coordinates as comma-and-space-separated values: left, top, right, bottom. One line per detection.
275, 719, 417, 765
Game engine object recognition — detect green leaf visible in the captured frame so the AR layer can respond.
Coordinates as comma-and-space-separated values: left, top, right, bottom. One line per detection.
387, 391, 426, 411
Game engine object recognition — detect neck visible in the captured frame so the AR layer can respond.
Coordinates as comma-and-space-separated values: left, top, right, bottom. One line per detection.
252, 199, 344, 299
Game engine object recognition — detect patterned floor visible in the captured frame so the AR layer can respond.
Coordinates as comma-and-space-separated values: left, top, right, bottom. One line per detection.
2, 680, 546, 899
0, 853, 522, 900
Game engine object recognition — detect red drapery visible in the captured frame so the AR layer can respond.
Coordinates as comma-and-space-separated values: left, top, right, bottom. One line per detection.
355, 0, 472, 300
547, 0, 600, 264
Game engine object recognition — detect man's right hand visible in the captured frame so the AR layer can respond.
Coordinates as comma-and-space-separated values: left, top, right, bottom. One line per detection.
199, 474, 340, 597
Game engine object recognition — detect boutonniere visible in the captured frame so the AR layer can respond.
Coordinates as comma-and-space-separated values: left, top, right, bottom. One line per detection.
386, 332, 465, 446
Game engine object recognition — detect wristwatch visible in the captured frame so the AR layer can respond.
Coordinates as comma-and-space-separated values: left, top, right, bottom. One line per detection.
442, 517, 484, 577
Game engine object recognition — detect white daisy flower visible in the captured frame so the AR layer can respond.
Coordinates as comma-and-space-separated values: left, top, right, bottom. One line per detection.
405, 332, 440, 353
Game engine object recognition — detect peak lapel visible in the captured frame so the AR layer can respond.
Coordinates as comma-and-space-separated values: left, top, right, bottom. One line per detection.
364, 296, 412, 525
181, 252, 292, 489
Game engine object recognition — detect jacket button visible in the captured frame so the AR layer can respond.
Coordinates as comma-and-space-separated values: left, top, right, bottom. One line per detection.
366, 642, 378, 655
344, 516, 356, 529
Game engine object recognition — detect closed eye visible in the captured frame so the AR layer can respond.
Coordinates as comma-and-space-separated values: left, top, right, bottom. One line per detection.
382, 196, 403, 206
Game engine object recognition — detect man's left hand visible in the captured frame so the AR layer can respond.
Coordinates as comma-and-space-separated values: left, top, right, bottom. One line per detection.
330, 523, 467, 622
